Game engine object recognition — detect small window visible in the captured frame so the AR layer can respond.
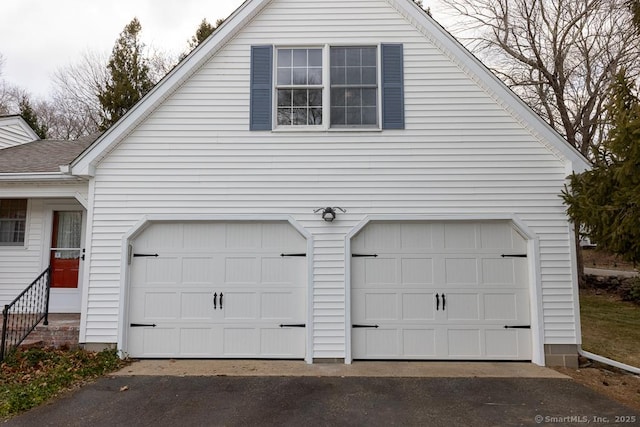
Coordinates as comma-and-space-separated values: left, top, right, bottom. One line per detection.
0, 199, 27, 246
330, 47, 378, 127
276, 48, 323, 126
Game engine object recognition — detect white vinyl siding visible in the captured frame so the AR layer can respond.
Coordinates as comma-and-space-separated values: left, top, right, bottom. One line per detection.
0, 192, 86, 307
0, 120, 38, 149
84, 0, 577, 355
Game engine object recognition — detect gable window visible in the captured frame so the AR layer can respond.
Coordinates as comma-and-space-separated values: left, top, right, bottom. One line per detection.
0, 199, 27, 246
276, 48, 323, 126
330, 47, 378, 127
250, 44, 404, 131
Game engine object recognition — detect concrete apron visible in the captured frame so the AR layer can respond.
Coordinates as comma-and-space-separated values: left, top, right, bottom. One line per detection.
113, 360, 568, 378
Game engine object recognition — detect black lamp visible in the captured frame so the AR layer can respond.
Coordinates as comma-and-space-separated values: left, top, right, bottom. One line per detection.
314, 207, 346, 222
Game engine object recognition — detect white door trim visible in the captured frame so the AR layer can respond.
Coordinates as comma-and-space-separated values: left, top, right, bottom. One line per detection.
117, 214, 314, 363
41, 200, 86, 313
344, 213, 544, 366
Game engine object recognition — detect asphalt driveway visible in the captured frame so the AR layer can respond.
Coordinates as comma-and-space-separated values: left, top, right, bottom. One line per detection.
5, 376, 639, 426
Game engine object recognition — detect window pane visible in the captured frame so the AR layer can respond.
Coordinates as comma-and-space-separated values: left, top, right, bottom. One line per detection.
346, 88, 361, 106
331, 48, 346, 66
278, 49, 292, 67
331, 88, 346, 107
293, 50, 307, 67
293, 68, 307, 85
346, 107, 361, 125
309, 90, 322, 107
362, 88, 377, 106
277, 68, 291, 85
346, 49, 361, 66
292, 89, 308, 107
331, 107, 346, 125
293, 108, 307, 125
278, 108, 292, 125
309, 108, 323, 125
278, 89, 292, 107
346, 67, 361, 85
362, 107, 377, 125
331, 67, 345, 85
0, 199, 27, 245
362, 48, 377, 66
308, 49, 322, 67
308, 68, 322, 85
362, 67, 377, 85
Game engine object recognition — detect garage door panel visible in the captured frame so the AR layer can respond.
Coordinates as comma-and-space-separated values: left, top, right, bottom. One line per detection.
444, 293, 480, 321
261, 290, 305, 320
403, 329, 436, 357
352, 221, 532, 361
444, 223, 477, 249
223, 327, 259, 355
128, 221, 307, 359
483, 291, 530, 322
142, 257, 181, 285
225, 223, 262, 249
445, 258, 478, 285
401, 258, 434, 285
142, 291, 180, 319
181, 292, 216, 320
447, 329, 482, 357
182, 257, 215, 284
402, 293, 435, 321
221, 292, 258, 320
400, 223, 433, 250
261, 328, 305, 357
353, 328, 399, 357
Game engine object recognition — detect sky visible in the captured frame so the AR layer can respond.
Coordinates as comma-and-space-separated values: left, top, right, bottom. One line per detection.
0, 0, 453, 99
0, 0, 246, 98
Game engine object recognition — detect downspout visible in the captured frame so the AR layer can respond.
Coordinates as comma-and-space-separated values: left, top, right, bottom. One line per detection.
577, 347, 640, 375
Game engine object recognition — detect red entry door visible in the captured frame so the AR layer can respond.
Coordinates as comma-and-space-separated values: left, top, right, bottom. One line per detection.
50, 211, 82, 288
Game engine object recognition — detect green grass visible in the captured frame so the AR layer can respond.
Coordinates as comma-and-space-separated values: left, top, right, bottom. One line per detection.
0, 347, 126, 418
580, 291, 640, 367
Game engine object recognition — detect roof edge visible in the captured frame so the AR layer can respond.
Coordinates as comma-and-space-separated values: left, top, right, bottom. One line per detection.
388, 0, 591, 173
0, 172, 87, 182
70, 0, 270, 177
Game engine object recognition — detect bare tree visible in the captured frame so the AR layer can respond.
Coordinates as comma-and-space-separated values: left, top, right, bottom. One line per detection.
442, 0, 640, 157
50, 50, 109, 137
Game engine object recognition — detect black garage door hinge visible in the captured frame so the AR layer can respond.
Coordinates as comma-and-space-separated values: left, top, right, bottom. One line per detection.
130, 323, 157, 328
133, 253, 159, 258
352, 254, 378, 258
504, 325, 530, 329
279, 324, 306, 328
501, 254, 527, 258
280, 253, 306, 257
352, 324, 379, 328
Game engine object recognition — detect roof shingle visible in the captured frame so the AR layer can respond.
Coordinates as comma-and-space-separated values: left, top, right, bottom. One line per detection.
0, 133, 99, 174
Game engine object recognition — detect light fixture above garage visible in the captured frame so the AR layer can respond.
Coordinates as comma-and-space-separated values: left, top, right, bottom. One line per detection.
314, 206, 346, 222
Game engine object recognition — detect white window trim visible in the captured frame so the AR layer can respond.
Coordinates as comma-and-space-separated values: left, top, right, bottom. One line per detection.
271, 43, 383, 132
0, 198, 29, 249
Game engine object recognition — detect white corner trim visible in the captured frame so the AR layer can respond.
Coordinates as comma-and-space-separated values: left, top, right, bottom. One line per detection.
115, 213, 314, 362
74, 192, 88, 209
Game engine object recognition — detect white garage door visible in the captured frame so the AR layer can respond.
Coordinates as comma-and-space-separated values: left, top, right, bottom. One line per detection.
127, 222, 307, 358
351, 221, 532, 360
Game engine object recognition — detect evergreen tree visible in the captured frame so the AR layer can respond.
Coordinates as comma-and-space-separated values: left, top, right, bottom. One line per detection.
562, 71, 640, 264
98, 18, 154, 130
18, 95, 47, 139
180, 18, 224, 60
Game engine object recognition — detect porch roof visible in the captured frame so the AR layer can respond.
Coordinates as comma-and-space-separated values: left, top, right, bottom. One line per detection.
0, 133, 99, 173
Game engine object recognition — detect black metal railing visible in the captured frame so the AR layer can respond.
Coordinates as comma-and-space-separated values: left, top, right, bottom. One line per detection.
1, 267, 51, 361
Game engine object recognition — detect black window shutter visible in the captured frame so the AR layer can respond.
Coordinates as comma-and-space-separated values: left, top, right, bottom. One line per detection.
381, 44, 405, 129
250, 45, 273, 131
